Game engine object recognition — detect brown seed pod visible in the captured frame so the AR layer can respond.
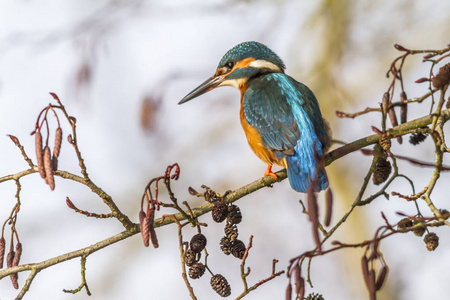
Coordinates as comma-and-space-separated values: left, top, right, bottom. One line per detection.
190, 233, 207, 253
35, 131, 46, 179
387, 104, 402, 143
296, 276, 305, 300
188, 262, 206, 279
220, 236, 232, 255
431, 63, 450, 89
230, 239, 246, 259
409, 133, 427, 145
6, 250, 14, 268
424, 232, 439, 251
227, 204, 242, 225
379, 134, 391, 151
307, 186, 321, 251
184, 249, 200, 267
147, 209, 158, 249
388, 107, 398, 128
10, 272, 19, 289
139, 210, 150, 247
12, 243, 22, 267
224, 223, 238, 241
212, 202, 228, 223
400, 103, 407, 124
43, 146, 55, 190
324, 187, 333, 227
375, 265, 388, 291
305, 293, 325, 300
0, 237, 5, 269
373, 158, 392, 185
210, 274, 231, 297
381, 92, 390, 115
292, 265, 303, 298
397, 218, 413, 230
413, 222, 426, 237
286, 282, 292, 300
361, 255, 376, 297
400, 91, 408, 124
51, 156, 58, 171
53, 127, 63, 158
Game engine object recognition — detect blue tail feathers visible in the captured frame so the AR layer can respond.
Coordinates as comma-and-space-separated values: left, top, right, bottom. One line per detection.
283, 143, 328, 193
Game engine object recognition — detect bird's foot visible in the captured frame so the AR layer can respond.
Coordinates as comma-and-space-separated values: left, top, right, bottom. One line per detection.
264, 165, 278, 179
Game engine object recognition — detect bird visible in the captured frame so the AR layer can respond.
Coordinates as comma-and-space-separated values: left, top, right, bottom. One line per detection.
178, 41, 329, 193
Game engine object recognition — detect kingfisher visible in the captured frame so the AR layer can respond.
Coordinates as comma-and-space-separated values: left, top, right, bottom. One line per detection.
178, 41, 329, 193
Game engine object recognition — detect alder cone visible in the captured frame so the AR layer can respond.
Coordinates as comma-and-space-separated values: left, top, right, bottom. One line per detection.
210, 274, 231, 297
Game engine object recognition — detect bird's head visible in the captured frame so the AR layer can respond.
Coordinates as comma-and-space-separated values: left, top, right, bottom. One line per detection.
178, 41, 285, 104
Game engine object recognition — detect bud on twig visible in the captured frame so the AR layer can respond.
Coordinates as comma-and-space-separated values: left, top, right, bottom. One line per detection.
35, 132, 46, 179
67, 134, 74, 144
371, 126, 383, 134
394, 44, 409, 52
66, 197, 76, 210
415, 77, 429, 83
188, 186, 198, 196
423, 53, 436, 60
7, 135, 20, 147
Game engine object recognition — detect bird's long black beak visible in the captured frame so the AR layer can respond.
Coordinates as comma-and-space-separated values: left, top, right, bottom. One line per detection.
178, 75, 225, 105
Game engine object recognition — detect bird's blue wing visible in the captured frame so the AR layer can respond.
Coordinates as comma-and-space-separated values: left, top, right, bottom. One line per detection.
243, 73, 328, 192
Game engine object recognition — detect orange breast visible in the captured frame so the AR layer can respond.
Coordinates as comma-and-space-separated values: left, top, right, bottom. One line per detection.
239, 91, 287, 168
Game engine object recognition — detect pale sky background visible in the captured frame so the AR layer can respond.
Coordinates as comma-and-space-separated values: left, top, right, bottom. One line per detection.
0, 1, 449, 299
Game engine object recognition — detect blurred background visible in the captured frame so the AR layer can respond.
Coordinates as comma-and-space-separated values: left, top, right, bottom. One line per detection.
1, 0, 449, 299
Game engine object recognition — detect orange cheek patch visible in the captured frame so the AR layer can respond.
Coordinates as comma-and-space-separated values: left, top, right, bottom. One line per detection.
233, 57, 255, 70
215, 67, 226, 76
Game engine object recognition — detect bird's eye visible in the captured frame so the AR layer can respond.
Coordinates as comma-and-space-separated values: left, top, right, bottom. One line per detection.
226, 61, 235, 69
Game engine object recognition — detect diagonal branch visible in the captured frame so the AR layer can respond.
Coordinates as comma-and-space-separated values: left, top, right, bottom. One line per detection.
0, 229, 137, 281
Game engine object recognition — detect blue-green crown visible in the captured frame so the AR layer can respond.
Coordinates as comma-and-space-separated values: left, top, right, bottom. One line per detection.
218, 41, 286, 71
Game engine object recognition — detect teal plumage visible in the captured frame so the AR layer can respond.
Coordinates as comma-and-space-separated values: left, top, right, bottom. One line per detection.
243, 73, 329, 192
179, 41, 329, 193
